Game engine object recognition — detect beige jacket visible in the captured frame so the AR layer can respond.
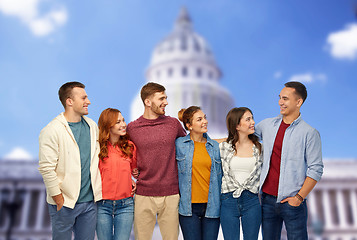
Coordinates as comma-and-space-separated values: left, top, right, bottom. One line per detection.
38, 113, 102, 209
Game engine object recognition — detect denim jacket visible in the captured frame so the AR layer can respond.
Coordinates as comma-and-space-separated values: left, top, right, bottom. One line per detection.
175, 133, 222, 218
255, 114, 323, 202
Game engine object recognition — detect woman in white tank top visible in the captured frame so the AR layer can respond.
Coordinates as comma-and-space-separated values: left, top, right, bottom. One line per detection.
219, 107, 263, 240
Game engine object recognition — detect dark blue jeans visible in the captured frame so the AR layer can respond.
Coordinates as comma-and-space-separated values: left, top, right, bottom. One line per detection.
220, 190, 261, 240
262, 193, 308, 240
179, 203, 220, 240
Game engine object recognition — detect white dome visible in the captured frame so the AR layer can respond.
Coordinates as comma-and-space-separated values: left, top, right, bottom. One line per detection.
131, 7, 234, 138
147, 7, 221, 81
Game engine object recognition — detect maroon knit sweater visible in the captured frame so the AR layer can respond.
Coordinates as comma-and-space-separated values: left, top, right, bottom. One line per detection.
127, 115, 186, 196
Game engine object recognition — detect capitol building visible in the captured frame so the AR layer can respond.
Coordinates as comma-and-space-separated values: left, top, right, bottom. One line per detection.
0, 8, 356, 240
131, 8, 234, 137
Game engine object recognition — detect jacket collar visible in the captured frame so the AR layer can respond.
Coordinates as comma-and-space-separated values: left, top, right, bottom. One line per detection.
56, 112, 90, 125
182, 133, 214, 146
274, 114, 302, 126
55, 112, 91, 144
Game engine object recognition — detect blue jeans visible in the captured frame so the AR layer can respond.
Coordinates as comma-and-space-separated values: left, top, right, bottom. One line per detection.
220, 190, 261, 240
179, 203, 220, 240
48, 201, 97, 240
261, 193, 308, 240
96, 197, 134, 240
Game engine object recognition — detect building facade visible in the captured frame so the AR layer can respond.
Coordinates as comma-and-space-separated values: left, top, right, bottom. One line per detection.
0, 8, 356, 240
0, 159, 356, 240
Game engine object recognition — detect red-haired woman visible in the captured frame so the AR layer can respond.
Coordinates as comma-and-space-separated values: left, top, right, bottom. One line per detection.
96, 108, 138, 240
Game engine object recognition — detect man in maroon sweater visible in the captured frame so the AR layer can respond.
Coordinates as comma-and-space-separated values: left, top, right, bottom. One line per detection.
127, 82, 186, 240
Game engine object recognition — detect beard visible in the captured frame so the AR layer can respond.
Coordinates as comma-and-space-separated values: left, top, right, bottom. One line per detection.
151, 102, 165, 116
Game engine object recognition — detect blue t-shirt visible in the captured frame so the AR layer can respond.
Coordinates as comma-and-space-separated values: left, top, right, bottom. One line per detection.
68, 117, 94, 203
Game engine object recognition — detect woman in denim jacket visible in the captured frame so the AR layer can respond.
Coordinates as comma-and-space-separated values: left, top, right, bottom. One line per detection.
175, 106, 222, 240
220, 107, 263, 240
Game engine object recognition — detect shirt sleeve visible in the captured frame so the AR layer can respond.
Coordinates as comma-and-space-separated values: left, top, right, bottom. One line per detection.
38, 126, 62, 197
305, 129, 324, 181
130, 142, 138, 170
176, 119, 187, 138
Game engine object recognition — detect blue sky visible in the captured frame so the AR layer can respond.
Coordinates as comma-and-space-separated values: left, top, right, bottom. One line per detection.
0, 0, 356, 159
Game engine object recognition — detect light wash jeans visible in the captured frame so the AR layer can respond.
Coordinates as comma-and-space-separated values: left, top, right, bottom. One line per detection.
48, 201, 97, 240
220, 190, 262, 240
96, 197, 134, 240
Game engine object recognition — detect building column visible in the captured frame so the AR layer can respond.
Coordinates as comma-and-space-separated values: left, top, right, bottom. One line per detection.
0, 191, 5, 231
350, 189, 357, 228
19, 190, 31, 230
308, 190, 318, 221
336, 189, 348, 228
322, 189, 334, 230
35, 189, 46, 230
1, 190, 16, 231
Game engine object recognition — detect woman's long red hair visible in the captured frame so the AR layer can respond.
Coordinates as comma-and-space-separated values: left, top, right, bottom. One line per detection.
98, 108, 133, 161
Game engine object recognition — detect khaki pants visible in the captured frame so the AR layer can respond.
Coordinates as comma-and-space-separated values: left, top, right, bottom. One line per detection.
134, 194, 179, 240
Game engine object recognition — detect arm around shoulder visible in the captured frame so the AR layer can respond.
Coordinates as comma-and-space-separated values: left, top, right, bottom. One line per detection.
174, 117, 187, 137
254, 120, 264, 141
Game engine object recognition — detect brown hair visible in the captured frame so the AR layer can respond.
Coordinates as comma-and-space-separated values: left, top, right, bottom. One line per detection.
98, 108, 134, 161
226, 107, 261, 153
58, 81, 85, 108
178, 106, 201, 130
140, 82, 166, 104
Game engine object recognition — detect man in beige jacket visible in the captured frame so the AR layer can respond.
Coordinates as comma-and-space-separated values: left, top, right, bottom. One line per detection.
38, 82, 102, 240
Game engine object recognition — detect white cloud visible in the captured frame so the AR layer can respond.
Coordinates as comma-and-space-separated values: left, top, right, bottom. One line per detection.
326, 23, 357, 60
3, 147, 34, 161
0, 0, 67, 37
274, 71, 282, 79
289, 72, 327, 83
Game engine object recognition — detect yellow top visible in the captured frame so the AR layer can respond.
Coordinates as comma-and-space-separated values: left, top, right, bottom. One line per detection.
191, 141, 211, 203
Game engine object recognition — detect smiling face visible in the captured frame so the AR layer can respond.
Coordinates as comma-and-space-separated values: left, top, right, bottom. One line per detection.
68, 87, 91, 116
236, 110, 255, 136
147, 91, 168, 116
187, 110, 208, 134
110, 112, 127, 138
279, 87, 302, 117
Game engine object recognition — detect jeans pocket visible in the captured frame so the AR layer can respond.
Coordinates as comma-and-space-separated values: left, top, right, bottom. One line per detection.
220, 192, 232, 201
48, 204, 65, 216
286, 201, 303, 209
56, 205, 65, 213
124, 197, 134, 206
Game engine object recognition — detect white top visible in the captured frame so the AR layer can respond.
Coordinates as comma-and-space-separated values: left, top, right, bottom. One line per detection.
230, 156, 256, 185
